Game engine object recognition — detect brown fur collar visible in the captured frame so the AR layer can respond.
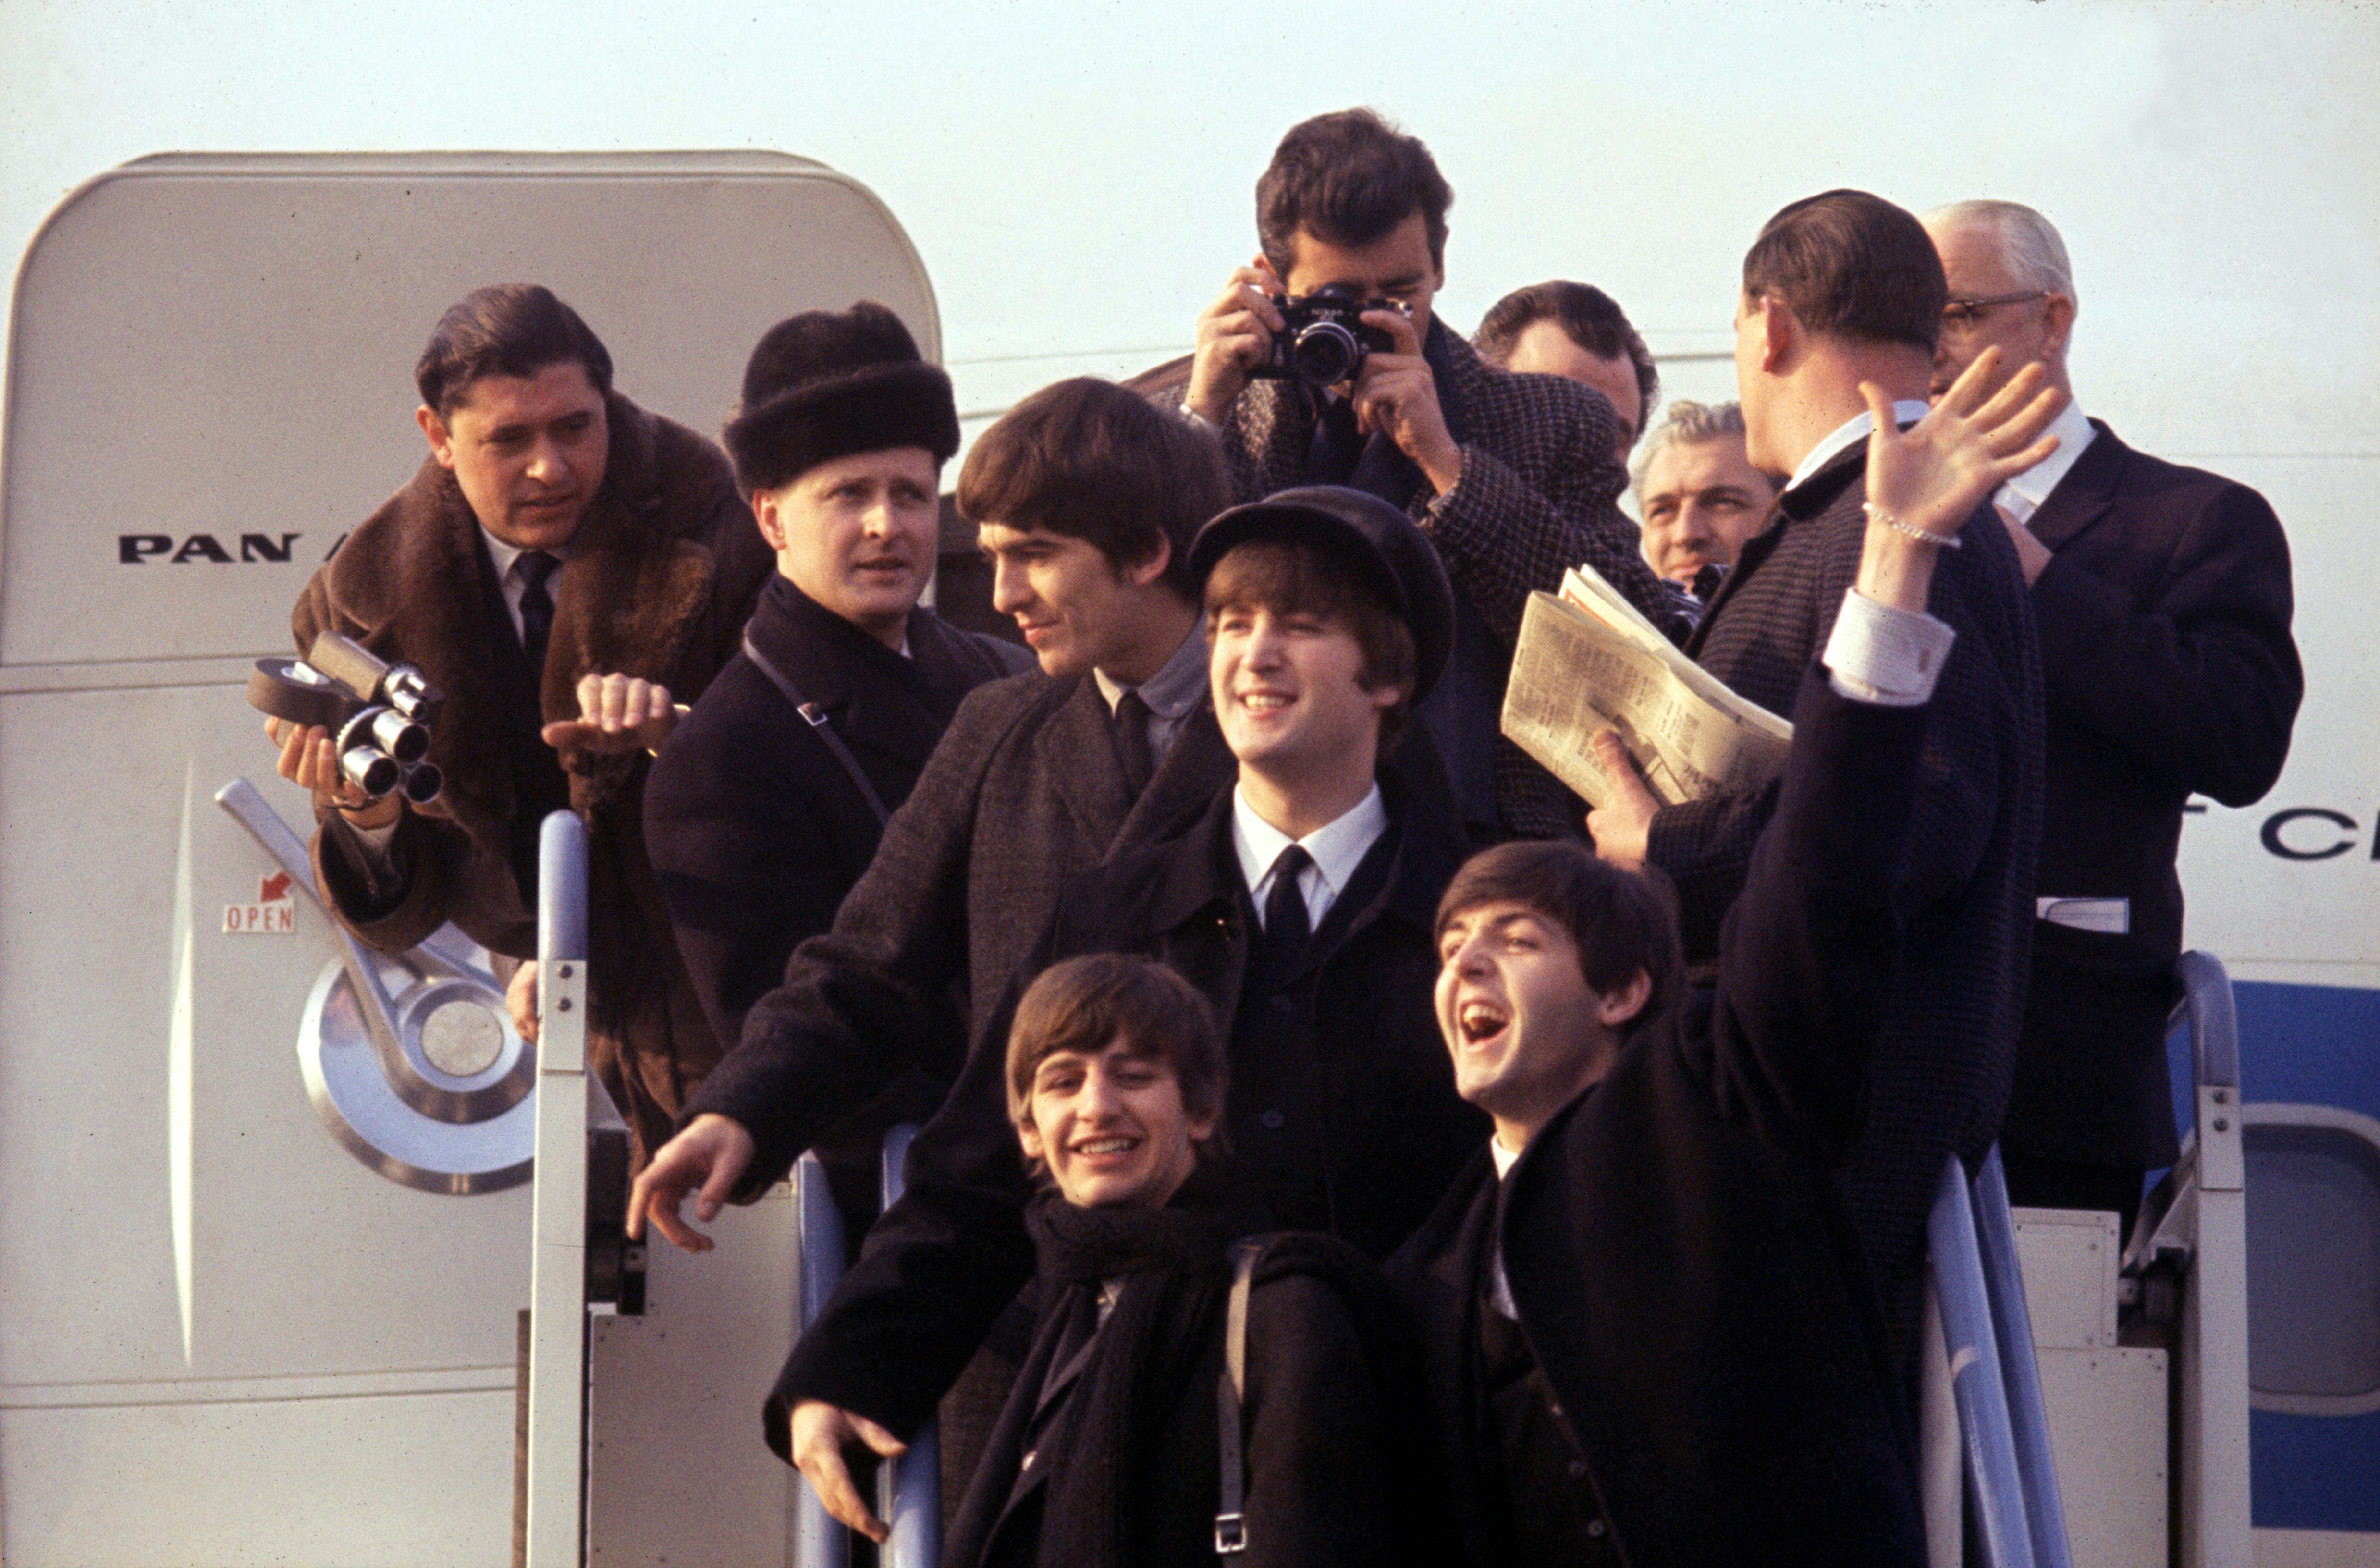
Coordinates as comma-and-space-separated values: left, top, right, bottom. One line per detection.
299, 390, 761, 820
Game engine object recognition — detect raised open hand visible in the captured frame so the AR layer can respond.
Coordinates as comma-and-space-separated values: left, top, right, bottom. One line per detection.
1861, 346, 2065, 544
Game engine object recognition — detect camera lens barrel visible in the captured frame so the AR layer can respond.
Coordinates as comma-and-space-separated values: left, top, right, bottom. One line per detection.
1291, 321, 1364, 387
399, 761, 444, 806
368, 708, 431, 765
339, 746, 402, 799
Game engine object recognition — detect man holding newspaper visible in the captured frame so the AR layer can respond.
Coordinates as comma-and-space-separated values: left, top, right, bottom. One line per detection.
1517, 189, 2047, 1361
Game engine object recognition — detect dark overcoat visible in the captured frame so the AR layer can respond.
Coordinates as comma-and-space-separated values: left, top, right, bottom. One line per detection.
294, 391, 772, 1161
2002, 421, 2299, 1171
1393, 673, 1933, 1568
643, 573, 1028, 1054
683, 662, 1237, 1198
768, 758, 1485, 1446
950, 1225, 1423, 1568
1159, 326, 1690, 838
1644, 437, 2044, 1337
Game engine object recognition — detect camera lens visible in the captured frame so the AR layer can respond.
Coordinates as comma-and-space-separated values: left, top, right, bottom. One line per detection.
1291, 321, 1362, 386
369, 707, 431, 765
340, 746, 401, 799
400, 761, 444, 806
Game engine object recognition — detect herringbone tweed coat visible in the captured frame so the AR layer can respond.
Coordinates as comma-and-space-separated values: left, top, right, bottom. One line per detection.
1157, 329, 1690, 838
1646, 436, 2045, 1348
686, 664, 1238, 1200
295, 392, 773, 1164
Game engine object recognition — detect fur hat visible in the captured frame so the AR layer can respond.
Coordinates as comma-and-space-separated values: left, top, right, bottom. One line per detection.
723, 302, 959, 495
1186, 484, 1456, 703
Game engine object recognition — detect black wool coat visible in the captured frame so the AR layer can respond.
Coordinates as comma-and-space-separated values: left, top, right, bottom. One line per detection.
769, 754, 1486, 1446
643, 574, 1028, 1054
1392, 673, 1933, 1568
2001, 422, 2300, 1171
683, 658, 1237, 1199
948, 1209, 1427, 1568
1646, 438, 2044, 1338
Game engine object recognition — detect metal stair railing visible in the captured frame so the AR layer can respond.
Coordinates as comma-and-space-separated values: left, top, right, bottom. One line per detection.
793, 1126, 941, 1568
1926, 1144, 2079, 1568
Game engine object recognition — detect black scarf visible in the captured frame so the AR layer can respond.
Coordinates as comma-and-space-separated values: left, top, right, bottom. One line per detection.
945, 1178, 1236, 1568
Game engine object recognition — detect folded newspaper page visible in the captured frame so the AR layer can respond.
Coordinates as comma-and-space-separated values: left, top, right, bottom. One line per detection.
1501, 568, 1793, 808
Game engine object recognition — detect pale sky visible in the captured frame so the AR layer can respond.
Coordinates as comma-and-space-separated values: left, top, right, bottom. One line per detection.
3, 0, 2376, 452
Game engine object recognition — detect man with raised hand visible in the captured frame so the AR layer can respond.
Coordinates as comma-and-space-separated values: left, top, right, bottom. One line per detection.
1584, 190, 2046, 1350
1923, 199, 2300, 1230
1397, 353, 2061, 1567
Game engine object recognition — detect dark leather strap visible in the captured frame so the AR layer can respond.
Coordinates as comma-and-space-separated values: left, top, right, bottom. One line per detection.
1214, 1237, 1264, 1556
740, 632, 892, 828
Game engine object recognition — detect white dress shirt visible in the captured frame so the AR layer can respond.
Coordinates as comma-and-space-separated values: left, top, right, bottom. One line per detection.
1232, 783, 1389, 932
1993, 399, 2097, 527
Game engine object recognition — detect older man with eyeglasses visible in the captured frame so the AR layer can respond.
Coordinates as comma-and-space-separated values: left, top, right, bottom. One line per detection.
1923, 199, 2303, 1235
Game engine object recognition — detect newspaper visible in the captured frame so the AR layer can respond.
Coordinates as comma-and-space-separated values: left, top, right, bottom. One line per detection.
1500, 565, 1792, 808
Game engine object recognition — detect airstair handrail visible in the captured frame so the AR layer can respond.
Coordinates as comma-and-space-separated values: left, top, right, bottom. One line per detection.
524, 809, 594, 1568
539, 809, 590, 968
1929, 1152, 2037, 1568
878, 1124, 942, 1568
794, 1154, 852, 1568
792, 1127, 940, 1568
2175, 949, 2238, 1091
1972, 1148, 2076, 1568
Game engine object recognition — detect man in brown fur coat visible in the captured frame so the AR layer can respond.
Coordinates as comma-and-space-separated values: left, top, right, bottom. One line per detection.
265, 284, 773, 1163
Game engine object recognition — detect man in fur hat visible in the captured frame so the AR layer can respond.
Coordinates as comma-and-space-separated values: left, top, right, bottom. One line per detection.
265, 283, 773, 1164
642, 302, 1028, 1237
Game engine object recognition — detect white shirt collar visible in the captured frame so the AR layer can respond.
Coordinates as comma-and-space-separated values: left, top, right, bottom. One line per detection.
1231, 782, 1389, 931
1785, 400, 1933, 494
1490, 1136, 1523, 1179
1995, 399, 2098, 526
479, 526, 579, 579
1092, 622, 1209, 719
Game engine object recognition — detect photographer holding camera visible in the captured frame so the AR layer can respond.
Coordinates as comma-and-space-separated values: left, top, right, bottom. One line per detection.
1170, 108, 1690, 845
263, 284, 773, 1165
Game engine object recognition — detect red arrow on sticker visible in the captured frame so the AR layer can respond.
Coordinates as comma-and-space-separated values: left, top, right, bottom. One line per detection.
260, 871, 294, 903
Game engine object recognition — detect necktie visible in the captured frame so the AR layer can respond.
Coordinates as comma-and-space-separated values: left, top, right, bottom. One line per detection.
1111, 688, 1155, 796
516, 550, 560, 674
1304, 393, 1366, 486
1261, 844, 1313, 983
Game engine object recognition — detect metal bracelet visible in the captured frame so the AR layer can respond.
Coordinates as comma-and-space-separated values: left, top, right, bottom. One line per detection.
1864, 502, 1963, 549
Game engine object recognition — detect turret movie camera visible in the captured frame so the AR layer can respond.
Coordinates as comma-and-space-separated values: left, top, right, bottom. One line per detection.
249, 632, 446, 805
1249, 284, 1404, 388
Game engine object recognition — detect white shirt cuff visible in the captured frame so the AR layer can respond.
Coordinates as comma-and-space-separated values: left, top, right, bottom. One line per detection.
1179, 404, 1222, 433
1824, 589, 1956, 706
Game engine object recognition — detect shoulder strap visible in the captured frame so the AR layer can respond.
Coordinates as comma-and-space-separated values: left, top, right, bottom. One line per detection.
740, 631, 892, 828
1214, 1236, 1264, 1557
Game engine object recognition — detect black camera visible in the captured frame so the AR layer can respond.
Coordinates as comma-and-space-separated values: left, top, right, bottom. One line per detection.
1250, 284, 1402, 387
249, 631, 446, 805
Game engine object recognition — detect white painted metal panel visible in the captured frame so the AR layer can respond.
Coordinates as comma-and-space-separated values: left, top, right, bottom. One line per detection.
0, 151, 937, 1566
0, 152, 939, 670
586, 1188, 803, 1568
0, 1387, 515, 1568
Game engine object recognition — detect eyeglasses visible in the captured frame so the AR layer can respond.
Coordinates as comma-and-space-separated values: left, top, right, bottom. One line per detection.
1941, 291, 2050, 336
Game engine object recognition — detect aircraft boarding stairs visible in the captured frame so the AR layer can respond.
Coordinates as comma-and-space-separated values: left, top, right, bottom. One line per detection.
515, 812, 2257, 1568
